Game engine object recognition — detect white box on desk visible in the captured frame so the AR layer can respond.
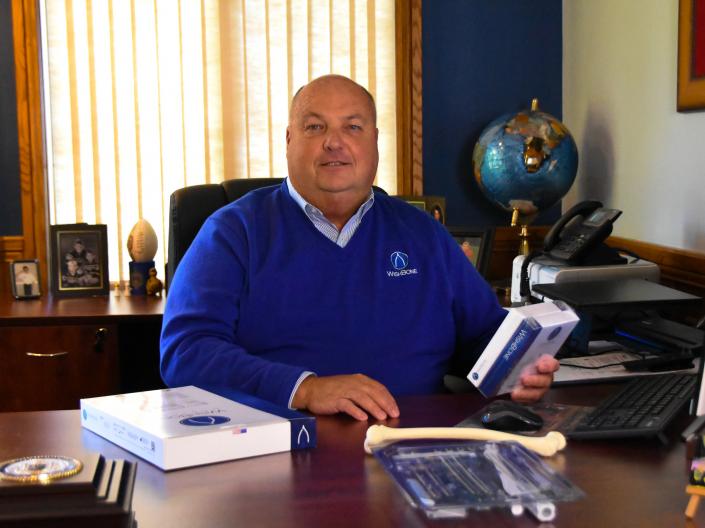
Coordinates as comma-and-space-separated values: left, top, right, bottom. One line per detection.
468, 301, 580, 397
81, 386, 312, 470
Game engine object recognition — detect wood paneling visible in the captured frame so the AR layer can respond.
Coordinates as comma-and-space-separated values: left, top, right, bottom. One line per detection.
395, 0, 423, 196
608, 236, 705, 299
2, 0, 47, 297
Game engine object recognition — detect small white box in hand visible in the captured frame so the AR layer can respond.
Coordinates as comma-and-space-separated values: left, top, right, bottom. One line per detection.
468, 301, 579, 397
81, 386, 315, 470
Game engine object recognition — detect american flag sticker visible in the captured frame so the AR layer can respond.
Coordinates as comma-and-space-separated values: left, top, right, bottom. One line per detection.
231, 426, 248, 434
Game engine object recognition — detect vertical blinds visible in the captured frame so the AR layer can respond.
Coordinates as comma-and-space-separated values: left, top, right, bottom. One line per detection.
40, 0, 397, 284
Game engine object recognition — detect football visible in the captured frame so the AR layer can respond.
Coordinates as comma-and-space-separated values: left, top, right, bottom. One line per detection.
127, 219, 158, 262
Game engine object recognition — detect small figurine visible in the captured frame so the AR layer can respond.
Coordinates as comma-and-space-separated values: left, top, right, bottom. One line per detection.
145, 267, 163, 296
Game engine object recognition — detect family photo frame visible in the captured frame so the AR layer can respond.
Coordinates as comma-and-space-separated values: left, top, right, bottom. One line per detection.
395, 195, 447, 225
446, 227, 495, 278
9, 259, 41, 299
49, 224, 110, 298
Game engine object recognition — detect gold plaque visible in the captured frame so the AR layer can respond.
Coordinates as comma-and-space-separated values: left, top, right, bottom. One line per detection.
0, 456, 83, 483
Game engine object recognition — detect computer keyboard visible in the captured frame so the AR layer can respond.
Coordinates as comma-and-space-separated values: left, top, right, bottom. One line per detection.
567, 373, 697, 439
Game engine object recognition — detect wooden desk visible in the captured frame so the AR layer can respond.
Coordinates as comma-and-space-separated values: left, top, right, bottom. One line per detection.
0, 387, 699, 527
0, 294, 165, 411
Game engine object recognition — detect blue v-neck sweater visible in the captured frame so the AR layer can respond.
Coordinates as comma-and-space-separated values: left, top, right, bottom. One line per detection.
160, 182, 506, 408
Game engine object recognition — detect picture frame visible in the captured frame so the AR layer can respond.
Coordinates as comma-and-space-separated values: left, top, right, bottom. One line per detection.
446, 226, 495, 278
677, 0, 705, 111
49, 223, 110, 297
9, 259, 41, 299
394, 195, 447, 225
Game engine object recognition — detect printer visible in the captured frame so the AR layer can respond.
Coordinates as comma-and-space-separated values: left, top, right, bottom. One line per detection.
510, 254, 660, 304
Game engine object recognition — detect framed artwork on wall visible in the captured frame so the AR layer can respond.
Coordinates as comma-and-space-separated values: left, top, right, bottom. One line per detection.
446, 227, 495, 278
49, 224, 110, 297
677, 0, 705, 111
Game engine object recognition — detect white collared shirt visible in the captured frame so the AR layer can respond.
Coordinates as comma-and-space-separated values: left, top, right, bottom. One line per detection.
286, 177, 375, 248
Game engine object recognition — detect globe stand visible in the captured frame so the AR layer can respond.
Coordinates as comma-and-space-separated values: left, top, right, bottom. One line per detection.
518, 224, 531, 256
511, 208, 537, 256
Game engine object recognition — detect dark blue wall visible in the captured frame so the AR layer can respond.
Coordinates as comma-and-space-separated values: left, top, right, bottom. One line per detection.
0, 1, 22, 236
423, 0, 563, 227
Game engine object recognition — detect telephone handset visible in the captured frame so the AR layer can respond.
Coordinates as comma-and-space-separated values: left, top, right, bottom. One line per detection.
543, 200, 623, 263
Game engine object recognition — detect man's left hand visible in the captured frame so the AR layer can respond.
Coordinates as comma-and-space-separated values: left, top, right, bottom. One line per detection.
510, 354, 560, 403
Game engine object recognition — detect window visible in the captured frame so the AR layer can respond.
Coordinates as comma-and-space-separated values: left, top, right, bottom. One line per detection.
40, 0, 399, 284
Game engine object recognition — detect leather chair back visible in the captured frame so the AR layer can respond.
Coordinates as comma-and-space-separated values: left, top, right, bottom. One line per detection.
167, 178, 283, 287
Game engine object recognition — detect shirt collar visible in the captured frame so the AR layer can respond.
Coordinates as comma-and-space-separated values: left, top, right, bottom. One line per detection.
285, 177, 375, 226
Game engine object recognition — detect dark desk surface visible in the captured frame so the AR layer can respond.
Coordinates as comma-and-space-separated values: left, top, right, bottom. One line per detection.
0, 386, 700, 527
0, 293, 165, 324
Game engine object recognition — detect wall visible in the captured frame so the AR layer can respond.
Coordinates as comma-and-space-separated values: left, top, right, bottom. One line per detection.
564, 0, 705, 253
422, 0, 563, 227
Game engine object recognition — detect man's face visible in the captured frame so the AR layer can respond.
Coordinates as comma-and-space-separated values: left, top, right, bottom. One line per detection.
74, 242, 84, 252
67, 260, 78, 273
286, 77, 379, 208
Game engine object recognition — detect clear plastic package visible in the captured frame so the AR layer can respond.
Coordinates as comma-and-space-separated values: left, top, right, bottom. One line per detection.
373, 440, 583, 519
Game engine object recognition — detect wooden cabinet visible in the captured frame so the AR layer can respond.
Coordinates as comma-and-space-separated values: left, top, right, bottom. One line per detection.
0, 294, 165, 411
0, 324, 119, 411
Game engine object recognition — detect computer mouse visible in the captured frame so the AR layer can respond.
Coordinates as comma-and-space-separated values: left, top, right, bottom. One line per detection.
480, 400, 544, 432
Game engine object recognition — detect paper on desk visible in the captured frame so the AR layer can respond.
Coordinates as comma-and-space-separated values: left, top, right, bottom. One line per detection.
560, 351, 640, 369
554, 350, 700, 384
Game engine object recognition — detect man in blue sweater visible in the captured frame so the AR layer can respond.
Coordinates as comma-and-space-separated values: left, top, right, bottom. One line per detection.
160, 75, 559, 421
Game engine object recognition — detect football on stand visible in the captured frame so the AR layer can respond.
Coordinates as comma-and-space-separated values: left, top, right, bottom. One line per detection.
127, 219, 158, 263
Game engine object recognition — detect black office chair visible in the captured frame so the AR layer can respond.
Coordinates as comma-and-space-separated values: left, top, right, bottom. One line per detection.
166, 178, 387, 287
166, 178, 283, 287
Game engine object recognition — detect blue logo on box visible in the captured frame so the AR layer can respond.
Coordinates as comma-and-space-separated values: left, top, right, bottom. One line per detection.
179, 415, 231, 426
547, 326, 562, 340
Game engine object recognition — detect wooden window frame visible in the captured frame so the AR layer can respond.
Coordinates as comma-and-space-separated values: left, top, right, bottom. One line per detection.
3, 0, 47, 296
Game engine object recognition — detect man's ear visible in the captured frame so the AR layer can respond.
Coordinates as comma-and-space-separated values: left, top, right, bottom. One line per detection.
375, 127, 379, 141
286, 127, 291, 146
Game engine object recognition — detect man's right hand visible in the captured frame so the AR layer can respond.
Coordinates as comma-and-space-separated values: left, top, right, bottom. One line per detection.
292, 374, 400, 421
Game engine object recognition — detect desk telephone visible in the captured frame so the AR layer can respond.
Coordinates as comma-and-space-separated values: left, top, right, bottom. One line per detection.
518, 200, 627, 301
543, 200, 623, 263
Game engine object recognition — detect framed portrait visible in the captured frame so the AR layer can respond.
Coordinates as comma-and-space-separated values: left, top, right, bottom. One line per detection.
677, 0, 705, 111
9, 259, 41, 299
447, 227, 495, 278
394, 195, 447, 225
49, 224, 110, 297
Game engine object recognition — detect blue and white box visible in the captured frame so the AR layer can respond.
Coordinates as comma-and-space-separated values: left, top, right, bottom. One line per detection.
468, 301, 579, 397
81, 385, 316, 470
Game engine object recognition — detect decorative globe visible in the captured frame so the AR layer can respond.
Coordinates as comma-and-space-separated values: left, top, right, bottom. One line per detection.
472, 100, 578, 221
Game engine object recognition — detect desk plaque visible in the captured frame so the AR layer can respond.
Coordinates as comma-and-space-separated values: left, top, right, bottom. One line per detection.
0, 453, 136, 527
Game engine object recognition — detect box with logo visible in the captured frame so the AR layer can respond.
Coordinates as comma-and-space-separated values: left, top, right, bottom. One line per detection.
468, 301, 580, 397
80, 385, 316, 471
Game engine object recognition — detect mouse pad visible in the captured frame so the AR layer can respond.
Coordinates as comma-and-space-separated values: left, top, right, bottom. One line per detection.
456, 401, 593, 437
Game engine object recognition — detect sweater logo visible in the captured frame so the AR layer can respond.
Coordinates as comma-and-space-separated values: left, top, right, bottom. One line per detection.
390, 251, 409, 270
387, 251, 418, 278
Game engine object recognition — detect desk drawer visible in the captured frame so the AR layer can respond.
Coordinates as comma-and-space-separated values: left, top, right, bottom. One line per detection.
0, 324, 119, 411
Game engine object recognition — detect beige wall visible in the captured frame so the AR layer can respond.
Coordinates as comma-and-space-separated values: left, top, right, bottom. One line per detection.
563, 0, 705, 252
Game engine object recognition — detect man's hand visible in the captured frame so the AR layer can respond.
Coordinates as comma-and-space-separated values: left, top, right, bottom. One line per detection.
510, 354, 560, 403
292, 374, 400, 421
